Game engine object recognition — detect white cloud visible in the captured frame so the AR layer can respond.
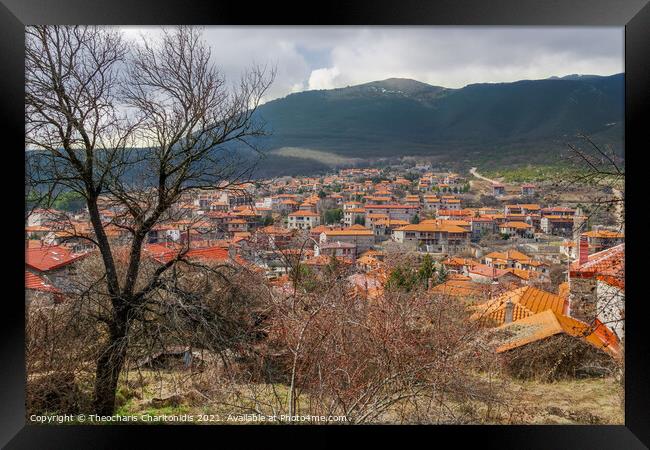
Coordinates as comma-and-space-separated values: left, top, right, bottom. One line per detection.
119, 26, 624, 101
308, 67, 341, 90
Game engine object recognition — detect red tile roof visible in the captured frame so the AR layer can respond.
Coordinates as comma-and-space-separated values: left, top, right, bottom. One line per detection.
472, 286, 566, 325
496, 310, 620, 358
148, 245, 237, 265
25, 271, 60, 293
570, 243, 624, 288
25, 246, 87, 272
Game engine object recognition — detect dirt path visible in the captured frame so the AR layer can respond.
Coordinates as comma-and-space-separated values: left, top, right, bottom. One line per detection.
469, 167, 500, 184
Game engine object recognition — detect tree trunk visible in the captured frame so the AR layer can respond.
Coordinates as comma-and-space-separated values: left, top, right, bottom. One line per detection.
93, 311, 129, 415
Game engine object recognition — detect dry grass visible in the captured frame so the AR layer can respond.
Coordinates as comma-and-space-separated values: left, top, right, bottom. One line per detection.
112, 368, 623, 425
502, 376, 624, 424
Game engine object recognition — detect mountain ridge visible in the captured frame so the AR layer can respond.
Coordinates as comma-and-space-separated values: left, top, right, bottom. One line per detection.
254, 73, 623, 174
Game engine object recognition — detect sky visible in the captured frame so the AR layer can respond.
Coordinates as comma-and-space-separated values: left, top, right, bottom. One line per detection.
121, 26, 624, 103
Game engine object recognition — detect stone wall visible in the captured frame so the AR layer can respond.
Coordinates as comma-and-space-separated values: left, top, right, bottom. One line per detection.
569, 276, 598, 324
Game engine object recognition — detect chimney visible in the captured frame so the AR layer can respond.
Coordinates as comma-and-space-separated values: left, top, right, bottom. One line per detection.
578, 235, 589, 266
504, 300, 514, 324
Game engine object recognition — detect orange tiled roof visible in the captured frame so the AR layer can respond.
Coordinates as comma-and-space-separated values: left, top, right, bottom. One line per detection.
288, 211, 320, 217
496, 310, 620, 358
469, 263, 510, 278
259, 226, 293, 235
582, 230, 624, 239
430, 279, 492, 299
500, 221, 532, 229
484, 249, 531, 262
150, 245, 235, 264
25, 270, 60, 293
303, 255, 353, 266
504, 268, 540, 281
324, 229, 374, 237
471, 286, 566, 326
570, 243, 624, 286
447, 273, 472, 281
396, 222, 468, 233
26, 246, 87, 272
443, 257, 478, 267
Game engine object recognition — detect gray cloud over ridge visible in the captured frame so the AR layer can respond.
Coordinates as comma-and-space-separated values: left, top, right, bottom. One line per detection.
121, 26, 623, 102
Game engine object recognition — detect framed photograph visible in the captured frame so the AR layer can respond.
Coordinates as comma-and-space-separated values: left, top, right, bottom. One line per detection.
2, 0, 648, 447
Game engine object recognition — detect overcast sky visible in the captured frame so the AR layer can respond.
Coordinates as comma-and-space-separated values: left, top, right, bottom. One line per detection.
121, 26, 623, 102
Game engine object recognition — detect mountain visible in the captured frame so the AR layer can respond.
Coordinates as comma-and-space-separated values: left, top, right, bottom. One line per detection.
250, 73, 623, 176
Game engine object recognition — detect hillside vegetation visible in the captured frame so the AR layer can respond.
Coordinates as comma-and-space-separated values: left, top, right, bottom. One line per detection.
251, 74, 623, 176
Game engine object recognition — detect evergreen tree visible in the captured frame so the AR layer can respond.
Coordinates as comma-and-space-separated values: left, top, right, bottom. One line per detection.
436, 264, 448, 285
418, 254, 436, 287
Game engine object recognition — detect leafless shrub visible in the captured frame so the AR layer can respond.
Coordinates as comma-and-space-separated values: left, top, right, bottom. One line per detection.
499, 334, 616, 382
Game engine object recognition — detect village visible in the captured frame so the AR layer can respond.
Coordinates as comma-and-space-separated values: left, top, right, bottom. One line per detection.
26, 164, 625, 372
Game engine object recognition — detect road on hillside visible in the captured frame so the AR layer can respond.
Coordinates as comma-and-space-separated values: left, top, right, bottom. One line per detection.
469, 167, 500, 184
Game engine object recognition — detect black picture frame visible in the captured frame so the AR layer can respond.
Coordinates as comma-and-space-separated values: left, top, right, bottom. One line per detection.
2, 0, 648, 448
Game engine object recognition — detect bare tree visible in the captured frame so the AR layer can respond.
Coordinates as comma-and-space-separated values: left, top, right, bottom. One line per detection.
25, 25, 274, 415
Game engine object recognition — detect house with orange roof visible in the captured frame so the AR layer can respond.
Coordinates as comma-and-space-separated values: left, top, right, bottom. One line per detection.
26, 245, 89, 292
492, 183, 505, 196
147, 223, 183, 244
404, 195, 421, 207
467, 263, 521, 285
540, 215, 575, 236
442, 256, 479, 275
320, 224, 375, 253
418, 178, 431, 193
371, 218, 409, 240
440, 197, 461, 210
436, 209, 472, 220
298, 201, 317, 213
499, 221, 534, 238
303, 255, 353, 271
541, 206, 575, 217
356, 254, 385, 272
26, 270, 64, 307
520, 184, 536, 196
364, 204, 419, 223
422, 195, 441, 211
504, 203, 541, 215
226, 218, 250, 234
251, 225, 295, 250
421, 218, 470, 231
392, 221, 471, 254
315, 241, 357, 260
478, 207, 501, 216
483, 249, 534, 269
343, 201, 364, 210
277, 198, 299, 213
467, 217, 497, 240
582, 229, 624, 253
148, 244, 244, 266
287, 210, 321, 230
343, 208, 366, 227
